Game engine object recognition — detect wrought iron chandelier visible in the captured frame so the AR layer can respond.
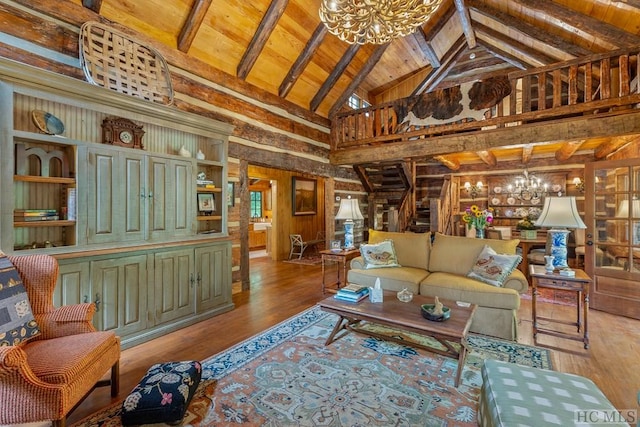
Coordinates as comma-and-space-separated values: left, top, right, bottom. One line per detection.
507, 169, 548, 201
319, 0, 444, 45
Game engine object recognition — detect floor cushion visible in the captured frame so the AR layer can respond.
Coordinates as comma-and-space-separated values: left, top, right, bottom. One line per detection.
121, 360, 202, 425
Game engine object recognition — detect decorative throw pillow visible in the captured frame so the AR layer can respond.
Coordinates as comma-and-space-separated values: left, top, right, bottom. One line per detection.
467, 245, 522, 287
359, 240, 401, 269
0, 255, 40, 346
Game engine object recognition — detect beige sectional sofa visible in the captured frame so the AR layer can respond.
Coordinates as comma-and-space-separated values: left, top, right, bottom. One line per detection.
347, 230, 528, 341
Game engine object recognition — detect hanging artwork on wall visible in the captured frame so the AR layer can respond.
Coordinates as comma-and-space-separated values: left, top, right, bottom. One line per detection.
292, 177, 316, 215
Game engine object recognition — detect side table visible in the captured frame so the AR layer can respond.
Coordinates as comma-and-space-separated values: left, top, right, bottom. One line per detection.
529, 265, 592, 349
320, 249, 360, 293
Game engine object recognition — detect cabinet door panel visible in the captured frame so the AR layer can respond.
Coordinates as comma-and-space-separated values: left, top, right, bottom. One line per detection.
195, 243, 231, 312
123, 153, 146, 241
91, 255, 148, 336
149, 158, 168, 236
87, 150, 118, 243
55, 261, 90, 307
173, 160, 192, 235
153, 249, 194, 324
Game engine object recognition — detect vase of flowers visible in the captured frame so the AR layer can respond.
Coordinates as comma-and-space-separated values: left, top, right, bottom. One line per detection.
462, 205, 494, 238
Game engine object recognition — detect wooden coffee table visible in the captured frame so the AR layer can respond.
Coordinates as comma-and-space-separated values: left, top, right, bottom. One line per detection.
317, 291, 477, 387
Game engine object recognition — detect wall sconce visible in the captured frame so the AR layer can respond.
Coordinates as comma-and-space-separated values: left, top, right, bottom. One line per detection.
464, 181, 483, 200
573, 177, 585, 193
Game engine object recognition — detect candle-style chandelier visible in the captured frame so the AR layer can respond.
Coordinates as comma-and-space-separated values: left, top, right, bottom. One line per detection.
507, 169, 548, 201
318, 0, 445, 45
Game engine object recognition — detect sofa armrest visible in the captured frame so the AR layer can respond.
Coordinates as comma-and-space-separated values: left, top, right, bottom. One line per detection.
35, 303, 97, 339
350, 256, 366, 270
503, 269, 529, 294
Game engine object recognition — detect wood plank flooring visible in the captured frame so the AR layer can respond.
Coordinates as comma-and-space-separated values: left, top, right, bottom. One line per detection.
68, 256, 640, 424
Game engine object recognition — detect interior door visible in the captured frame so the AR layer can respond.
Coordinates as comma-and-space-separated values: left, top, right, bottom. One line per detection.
585, 159, 640, 319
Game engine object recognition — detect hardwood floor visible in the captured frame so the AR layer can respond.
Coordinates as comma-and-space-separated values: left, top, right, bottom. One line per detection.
68, 256, 640, 424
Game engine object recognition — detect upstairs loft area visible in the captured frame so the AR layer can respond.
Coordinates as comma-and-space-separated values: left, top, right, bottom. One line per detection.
330, 46, 640, 166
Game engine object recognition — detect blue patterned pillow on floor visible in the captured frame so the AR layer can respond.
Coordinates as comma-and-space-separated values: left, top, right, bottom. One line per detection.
121, 360, 202, 425
0, 254, 40, 346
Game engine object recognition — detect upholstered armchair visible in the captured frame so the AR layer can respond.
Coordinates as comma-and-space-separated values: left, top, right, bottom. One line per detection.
0, 254, 121, 427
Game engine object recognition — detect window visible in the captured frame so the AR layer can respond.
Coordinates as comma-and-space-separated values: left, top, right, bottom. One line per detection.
250, 191, 262, 218
347, 94, 371, 110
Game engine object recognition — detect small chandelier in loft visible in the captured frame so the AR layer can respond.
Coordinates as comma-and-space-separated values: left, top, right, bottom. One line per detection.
319, 0, 445, 45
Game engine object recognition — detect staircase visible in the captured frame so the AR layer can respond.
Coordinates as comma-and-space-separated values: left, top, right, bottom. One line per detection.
353, 161, 413, 232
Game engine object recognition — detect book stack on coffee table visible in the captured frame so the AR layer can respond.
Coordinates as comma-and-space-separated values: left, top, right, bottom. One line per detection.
334, 284, 369, 303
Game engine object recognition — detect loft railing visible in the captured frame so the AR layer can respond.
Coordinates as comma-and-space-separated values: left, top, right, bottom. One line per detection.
332, 46, 640, 150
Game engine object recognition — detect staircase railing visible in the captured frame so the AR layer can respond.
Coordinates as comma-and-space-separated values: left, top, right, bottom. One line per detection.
333, 46, 640, 150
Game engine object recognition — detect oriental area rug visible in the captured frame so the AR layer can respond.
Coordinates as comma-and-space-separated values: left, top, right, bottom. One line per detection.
74, 306, 552, 427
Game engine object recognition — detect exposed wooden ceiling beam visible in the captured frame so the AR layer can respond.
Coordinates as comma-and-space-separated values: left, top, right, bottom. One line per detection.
611, 0, 640, 8
412, 36, 467, 95
555, 140, 586, 161
594, 135, 640, 159
237, 0, 289, 80
502, 0, 640, 51
478, 41, 529, 70
468, 1, 592, 61
475, 23, 556, 69
415, 29, 441, 68
329, 43, 390, 117
310, 43, 361, 112
177, 0, 212, 53
476, 150, 497, 166
330, 110, 640, 165
453, 0, 476, 49
433, 155, 460, 170
81, 0, 101, 13
414, 5, 457, 68
279, 24, 327, 98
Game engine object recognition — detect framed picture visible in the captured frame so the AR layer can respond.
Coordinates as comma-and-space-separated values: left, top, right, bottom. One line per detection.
227, 182, 235, 207
330, 240, 342, 252
197, 193, 216, 214
292, 176, 317, 215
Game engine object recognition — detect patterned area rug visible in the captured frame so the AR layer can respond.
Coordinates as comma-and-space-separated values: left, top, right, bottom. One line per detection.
282, 255, 323, 265
73, 306, 552, 427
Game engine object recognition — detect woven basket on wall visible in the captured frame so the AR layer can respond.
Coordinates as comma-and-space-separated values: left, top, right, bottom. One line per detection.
79, 21, 174, 105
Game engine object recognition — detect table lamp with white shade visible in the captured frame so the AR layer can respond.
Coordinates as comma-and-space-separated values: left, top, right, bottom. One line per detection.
335, 196, 364, 249
534, 196, 586, 270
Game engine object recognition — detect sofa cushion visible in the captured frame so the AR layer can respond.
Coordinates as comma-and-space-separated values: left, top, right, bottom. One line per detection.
420, 272, 520, 310
429, 233, 519, 276
468, 245, 522, 287
359, 240, 401, 269
347, 267, 429, 295
368, 229, 431, 269
0, 254, 40, 346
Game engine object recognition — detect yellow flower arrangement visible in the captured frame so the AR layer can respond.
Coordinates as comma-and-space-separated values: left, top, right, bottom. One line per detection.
462, 205, 494, 230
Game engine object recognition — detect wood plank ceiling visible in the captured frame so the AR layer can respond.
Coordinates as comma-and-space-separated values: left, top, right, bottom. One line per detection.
76, 0, 640, 167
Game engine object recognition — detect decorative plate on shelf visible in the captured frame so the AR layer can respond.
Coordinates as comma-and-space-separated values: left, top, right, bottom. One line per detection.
531, 197, 541, 205
515, 207, 529, 218
505, 209, 514, 217
493, 186, 502, 194
491, 197, 501, 205
552, 184, 562, 193
31, 110, 64, 135
528, 207, 542, 219
506, 197, 516, 205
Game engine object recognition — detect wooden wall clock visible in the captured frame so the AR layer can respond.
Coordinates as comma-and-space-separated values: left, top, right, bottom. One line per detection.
102, 117, 145, 149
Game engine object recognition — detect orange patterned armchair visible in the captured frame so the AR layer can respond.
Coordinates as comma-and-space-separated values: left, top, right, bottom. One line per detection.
0, 254, 121, 427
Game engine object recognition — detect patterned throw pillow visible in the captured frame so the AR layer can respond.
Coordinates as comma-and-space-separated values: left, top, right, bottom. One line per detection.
359, 240, 401, 269
467, 245, 522, 287
0, 255, 40, 346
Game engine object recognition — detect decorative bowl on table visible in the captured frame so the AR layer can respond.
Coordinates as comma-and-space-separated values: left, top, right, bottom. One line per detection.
421, 304, 451, 322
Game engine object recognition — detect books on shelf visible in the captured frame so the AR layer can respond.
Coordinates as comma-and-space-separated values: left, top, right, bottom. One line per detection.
14, 209, 59, 221
334, 284, 370, 303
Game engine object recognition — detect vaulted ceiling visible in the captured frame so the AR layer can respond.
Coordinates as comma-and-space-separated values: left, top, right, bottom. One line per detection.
77, 0, 640, 166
